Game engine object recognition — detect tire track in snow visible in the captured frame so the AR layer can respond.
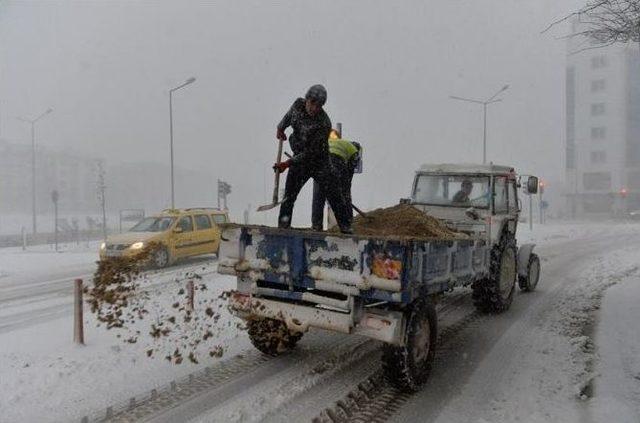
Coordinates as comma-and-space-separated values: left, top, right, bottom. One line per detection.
87, 289, 474, 423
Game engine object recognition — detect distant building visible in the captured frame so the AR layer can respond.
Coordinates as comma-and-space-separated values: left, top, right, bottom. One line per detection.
0, 138, 102, 214
0, 138, 222, 221
106, 162, 219, 213
565, 29, 640, 217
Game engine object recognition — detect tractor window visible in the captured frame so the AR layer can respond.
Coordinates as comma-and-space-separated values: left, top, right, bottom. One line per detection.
494, 177, 508, 213
413, 175, 490, 208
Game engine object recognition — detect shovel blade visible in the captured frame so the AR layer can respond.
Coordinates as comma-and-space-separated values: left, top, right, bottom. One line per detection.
256, 202, 280, 212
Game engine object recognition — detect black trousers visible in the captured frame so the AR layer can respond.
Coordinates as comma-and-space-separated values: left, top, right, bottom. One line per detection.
278, 160, 351, 231
311, 155, 353, 230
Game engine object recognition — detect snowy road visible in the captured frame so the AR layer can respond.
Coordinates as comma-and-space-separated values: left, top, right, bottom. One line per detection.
3, 223, 640, 423
0, 244, 216, 333
88, 223, 640, 423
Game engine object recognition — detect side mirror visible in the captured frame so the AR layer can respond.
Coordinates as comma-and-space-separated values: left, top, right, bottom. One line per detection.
173, 226, 183, 233
526, 176, 539, 194
399, 198, 411, 205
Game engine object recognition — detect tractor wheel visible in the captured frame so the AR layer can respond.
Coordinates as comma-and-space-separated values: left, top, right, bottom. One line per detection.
247, 318, 303, 356
472, 237, 517, 313
382, 299, 437, 392
518, 253, 541, 292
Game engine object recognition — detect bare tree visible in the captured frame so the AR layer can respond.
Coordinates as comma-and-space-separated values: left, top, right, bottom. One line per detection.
545, 1, 640, 50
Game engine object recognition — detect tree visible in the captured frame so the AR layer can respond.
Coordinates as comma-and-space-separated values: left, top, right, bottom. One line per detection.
546, 1, 640, 49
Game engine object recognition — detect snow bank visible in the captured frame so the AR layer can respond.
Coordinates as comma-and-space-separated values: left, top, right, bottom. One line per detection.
0, 268, 249, 423
590, 269, 640, 422
0, 241, 100, 279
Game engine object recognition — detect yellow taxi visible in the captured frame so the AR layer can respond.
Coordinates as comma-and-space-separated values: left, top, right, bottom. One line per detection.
99, 208, 229, 267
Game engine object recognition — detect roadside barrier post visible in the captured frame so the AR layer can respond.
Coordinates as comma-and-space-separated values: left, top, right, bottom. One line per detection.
74, 278, 85, 345
187, 280, 194, 312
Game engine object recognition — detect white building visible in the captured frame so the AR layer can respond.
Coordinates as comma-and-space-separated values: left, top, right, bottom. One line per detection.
565, 35, 640, 217
565, 30, 640, 217
0, 138, 102, 214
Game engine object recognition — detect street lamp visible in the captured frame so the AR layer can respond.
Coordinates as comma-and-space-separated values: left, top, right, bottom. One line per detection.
17, 107, 53, 235
450, 84, 509, 164
168, 77, 196, 209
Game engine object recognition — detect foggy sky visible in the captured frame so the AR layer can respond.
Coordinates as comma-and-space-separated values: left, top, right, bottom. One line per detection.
0, 0, 582, 224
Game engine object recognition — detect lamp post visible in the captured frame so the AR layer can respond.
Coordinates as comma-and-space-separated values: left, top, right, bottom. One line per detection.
450, 85, 509, 164
168, 77, 196, 209
17, 108, 53, 235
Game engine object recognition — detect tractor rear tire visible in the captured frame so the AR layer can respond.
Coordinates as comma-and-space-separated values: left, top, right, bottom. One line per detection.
472, 237, 517, 313
382, 299, 437, 392
247, 318, 303, 356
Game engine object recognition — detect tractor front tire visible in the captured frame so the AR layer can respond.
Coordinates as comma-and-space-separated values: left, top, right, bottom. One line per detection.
518, 253, 541, 292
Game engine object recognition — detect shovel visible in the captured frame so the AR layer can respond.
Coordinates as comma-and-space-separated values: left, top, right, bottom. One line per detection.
257, 139, 285, 212
351, 203, 371, 220
283, 151, 371, 221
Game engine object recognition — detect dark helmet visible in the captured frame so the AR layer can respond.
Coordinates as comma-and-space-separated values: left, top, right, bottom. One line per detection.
305, 84, 327, 106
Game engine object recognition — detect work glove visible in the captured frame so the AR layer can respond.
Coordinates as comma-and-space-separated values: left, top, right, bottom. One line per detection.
273, 160, 291, 173
276, 128, 287, 141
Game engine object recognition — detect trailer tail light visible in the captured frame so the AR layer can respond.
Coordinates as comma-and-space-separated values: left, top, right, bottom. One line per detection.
372, 255, 402, 279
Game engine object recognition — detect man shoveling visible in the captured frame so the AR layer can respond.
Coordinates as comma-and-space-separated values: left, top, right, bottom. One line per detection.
273, 84, 353, 234
311, 128, 361, 231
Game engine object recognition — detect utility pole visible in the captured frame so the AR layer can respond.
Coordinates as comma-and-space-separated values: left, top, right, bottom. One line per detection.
17, 108, 53, 236
217, 179, 221, 209
529, 193, 533, 231
538, 180, 545, 224
97, 162, 107, 242
168, 77, 196, 209
450, 85, 509, 164
51, 190, 59, 251
217, 179, 231, 210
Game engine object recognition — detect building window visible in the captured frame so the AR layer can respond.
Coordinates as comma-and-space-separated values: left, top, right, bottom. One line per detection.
591, 103, 606, 116
590, 151, 607, 164
583, 172, 611, 190
591, 55, 607, 69
591, 79, 606, 92
628, 171, 640, 189
591, 126, 607, 140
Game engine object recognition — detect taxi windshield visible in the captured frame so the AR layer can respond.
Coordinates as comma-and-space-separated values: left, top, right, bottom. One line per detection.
130, 217, 175, 232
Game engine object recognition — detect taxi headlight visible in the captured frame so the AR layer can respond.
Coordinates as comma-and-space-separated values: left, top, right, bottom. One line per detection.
130, 242, 144, 250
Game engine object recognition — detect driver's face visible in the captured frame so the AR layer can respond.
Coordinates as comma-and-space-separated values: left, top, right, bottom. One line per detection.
305, 99, 321, 116
462, 183, 473, 194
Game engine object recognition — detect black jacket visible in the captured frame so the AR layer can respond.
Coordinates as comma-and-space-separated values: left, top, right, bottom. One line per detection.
277, 98, 332, 166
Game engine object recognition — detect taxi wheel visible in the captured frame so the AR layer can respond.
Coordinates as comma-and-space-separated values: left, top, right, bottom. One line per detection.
153, 246, 171, 268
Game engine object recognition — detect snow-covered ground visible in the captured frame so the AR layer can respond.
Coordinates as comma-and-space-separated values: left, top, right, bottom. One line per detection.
0, 241, 99, 278
590, 262, 640, 423
391, 221, 640, 423
2, 221, 640, 423
0, 259, 246, 423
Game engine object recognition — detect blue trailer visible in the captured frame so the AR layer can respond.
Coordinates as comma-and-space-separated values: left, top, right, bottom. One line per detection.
219, 164, 541, 391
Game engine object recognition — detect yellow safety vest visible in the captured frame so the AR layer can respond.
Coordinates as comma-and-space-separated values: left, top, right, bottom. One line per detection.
329, 138, 358, 162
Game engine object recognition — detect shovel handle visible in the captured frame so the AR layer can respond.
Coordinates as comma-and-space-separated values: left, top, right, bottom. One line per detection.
272, 139, 284, 203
